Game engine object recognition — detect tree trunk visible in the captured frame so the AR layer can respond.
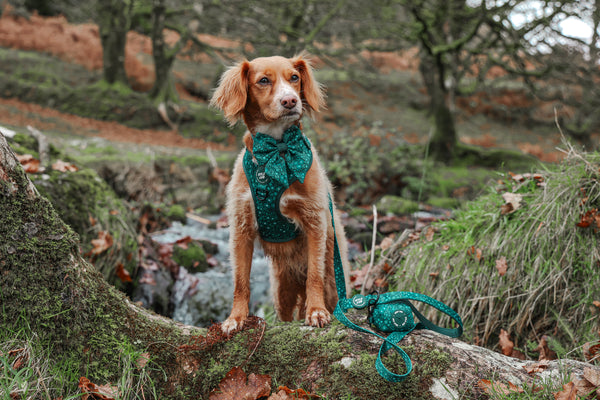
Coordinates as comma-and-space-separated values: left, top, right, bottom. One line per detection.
97, 0, 130, 86
149, 0, 179, 103
1, 134, 598, 399
419, 53, 458, 164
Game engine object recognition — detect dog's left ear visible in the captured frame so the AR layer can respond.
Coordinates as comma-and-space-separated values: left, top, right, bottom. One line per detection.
292, 53, 326, 117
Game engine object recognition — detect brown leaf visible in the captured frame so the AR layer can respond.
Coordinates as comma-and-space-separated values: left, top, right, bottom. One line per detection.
534, 336, 557, 361
577, 209, 600, 229
583, 342, 600, 361
498, 329, 514, 356
583, 367, 600, 387
115, 263, 132, 283
272, 386, 322, 399
593, 300, 600, 309
523, 360, 549, 374
501, 192, 522, 215
572, 378, 596, 398
553, 381, 577, 400
17, 154, 41, 173
424, 227, 435, 242
508, 172, 525, 182
136, 352, 150, 369
496, 256, 508, 276
478, 379, 523, 395
379, 236, 394, 251
90, 231, 113, 255
52, 160, 78, 172
209, 367, 271, 400
78, 377, 115, 400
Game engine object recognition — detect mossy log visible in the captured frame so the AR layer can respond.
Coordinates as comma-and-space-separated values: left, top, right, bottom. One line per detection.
0, 134, 598, 399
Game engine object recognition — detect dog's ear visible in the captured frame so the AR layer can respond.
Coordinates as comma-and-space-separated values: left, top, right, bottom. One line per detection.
292, 53, 326, 117
210, 60, 250, 125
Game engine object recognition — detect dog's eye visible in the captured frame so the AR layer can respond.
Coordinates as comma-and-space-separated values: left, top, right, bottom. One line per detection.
259, 77, 270, 85
290, 74, 300, 82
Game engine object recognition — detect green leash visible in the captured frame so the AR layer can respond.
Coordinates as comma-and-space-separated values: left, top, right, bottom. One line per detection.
328, 196, 463, 382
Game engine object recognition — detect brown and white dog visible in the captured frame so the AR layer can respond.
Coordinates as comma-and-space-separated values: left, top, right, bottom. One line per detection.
210, 54, 350, 334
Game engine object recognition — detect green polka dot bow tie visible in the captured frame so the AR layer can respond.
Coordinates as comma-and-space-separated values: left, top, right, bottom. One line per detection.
252, 125, 312, 189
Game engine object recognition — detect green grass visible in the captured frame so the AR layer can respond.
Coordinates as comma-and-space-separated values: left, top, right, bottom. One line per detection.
384, 142, 600, 353
0, 326, 161, 400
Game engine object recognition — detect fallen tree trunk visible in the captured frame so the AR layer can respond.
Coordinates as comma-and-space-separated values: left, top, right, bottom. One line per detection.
0, 133, 598, 400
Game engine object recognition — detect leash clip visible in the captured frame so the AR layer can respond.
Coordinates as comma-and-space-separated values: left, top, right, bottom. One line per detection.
366, 290, 380, 326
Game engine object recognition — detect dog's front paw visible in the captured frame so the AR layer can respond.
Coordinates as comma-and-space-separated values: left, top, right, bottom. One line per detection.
305, 308, 331, 328
221, 317, 244, 335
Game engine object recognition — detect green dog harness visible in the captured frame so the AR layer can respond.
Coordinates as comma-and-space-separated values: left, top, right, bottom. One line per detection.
243, 125, 313, 243
328, 198, 464, 382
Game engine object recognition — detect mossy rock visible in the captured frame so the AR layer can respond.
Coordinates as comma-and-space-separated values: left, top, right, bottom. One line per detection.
376, 195, 420, 215
172, 241, 207, 272
32, 168, 138, 292
166, 204, 187, 224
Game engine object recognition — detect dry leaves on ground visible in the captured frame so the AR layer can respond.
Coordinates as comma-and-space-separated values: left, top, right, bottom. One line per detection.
90, 231, 113, 255
498, 329, 525, 360
78, 377, 117, 400
209, 367, 271, 400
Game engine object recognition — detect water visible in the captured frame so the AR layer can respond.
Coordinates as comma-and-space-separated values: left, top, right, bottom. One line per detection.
148, 217, 271, 327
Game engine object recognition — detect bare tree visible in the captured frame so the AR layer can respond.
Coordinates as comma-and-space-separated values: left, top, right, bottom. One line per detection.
96, 0, 133, 86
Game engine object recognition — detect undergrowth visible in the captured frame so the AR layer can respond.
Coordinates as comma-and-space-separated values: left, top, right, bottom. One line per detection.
384, 143, 600, 354
0, 328, 160, 400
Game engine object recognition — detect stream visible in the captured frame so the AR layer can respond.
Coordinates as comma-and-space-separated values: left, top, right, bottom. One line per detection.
139, 216, 271, 327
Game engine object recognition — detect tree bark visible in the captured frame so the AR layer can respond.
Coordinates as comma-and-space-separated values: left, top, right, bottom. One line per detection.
1, 133, 598, 399
97, 0, 130, 86
149, 0, 179, 103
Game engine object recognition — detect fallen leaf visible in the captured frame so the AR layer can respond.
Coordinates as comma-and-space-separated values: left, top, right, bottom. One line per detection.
572, 378, 596, 398
501, 192, 523, 215
52, 160, 78, 172
17, 154, 41, 173
115, 263, 132, 283
478, 379, 523, 395
553, 381, 577, 400
379, 236, 394, 251
271, 386, 322, 399
136, 353, 150, 369
583, 367, 600, 387
523, 359, 549, 374
577, 209, 600, 229
498, 329, 514, 356
496, 256, 508, 276
467, 246, 484, 262
78, 377, 115, 400
534, 336, 557, 361
209, 366, 271, 400
508, 172, 525, 182
593, 300, 600, 309
424, 227, 435, 242
90, 231, 113, 255
583, 342, 600, 361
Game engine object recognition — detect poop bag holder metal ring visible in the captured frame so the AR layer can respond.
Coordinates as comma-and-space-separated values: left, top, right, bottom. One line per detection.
328, 196, 463, 382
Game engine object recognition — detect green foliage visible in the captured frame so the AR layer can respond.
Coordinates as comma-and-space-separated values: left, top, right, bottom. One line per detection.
311, 124, 429, 205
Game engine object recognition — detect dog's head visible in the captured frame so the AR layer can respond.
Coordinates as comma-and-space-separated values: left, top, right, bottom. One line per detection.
210, 53, 325, 136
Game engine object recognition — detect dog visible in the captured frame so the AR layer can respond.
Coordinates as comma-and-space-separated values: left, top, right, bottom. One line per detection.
210, 53, 350, 334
